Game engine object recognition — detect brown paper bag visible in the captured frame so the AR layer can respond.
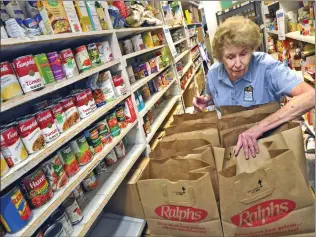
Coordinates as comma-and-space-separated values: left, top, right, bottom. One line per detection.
165, 120, 217, 136
219, 146, 315, 237
218, 102, 280, 116
137, 158, 223, 237
171, 111, 218, 126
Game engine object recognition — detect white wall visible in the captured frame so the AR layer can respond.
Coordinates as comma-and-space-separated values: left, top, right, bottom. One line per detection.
202, 1, 221, 45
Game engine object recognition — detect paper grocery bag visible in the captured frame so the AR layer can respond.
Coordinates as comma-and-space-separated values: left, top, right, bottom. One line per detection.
171, 111, 218, 126
219, 146, 315, 237
165, 120, 217, 136
218, 102, 280, 116
137, 158, 223, 237
213, 146, 236, 172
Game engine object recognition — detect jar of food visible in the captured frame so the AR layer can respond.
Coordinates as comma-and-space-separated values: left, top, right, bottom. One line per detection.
84, 126, 103, 155
59, 48, 79, 79
50, 207, 73, 236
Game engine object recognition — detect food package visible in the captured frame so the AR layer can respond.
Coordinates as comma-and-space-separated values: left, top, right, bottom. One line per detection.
85, 1, 102, 31
63, 1, 82, 32
74, 1, 94, 32
108, 5, 126, 29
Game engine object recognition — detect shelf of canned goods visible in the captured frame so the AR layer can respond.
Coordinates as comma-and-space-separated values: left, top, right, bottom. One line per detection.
0, 1, 206, 236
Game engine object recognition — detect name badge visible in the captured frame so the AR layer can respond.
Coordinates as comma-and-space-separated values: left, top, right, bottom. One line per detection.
244, 85, 254, 102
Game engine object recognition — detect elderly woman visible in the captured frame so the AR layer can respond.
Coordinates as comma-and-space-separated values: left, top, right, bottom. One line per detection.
193, 16, 315, 159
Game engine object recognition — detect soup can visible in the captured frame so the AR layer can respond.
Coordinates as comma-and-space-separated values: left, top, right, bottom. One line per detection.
74, 45, 92, 72
114, 140, 126, 159
104, 149, 117, 166
70, 134, 93, 166
94, 159, 106, 175
34, 53, 56, 85
42, 154, 68, 192
82, 171, 98, 191
36, 109, 60, 143
72, 184, 85, 201
72, 90, 92, 119
47, 103, 70, 133
87, 43, 101, 66
0, 153, 9, 177
115, 105, 127, 129
85, 88, 97, 112
46, 52, 66, 81
96, 121, 112, 145
57, 144, 79, 177
0, 186, 32, 233
44, 223, 66, 237
84, 126, 103, 155
60, 97, 80, 127
63, 197, 84, 225
106, 111, 120, 137
0, 61, 23, 101
50, 207, 73, 235
59, 48, 79, 79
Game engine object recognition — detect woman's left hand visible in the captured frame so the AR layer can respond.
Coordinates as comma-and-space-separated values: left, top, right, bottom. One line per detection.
234, 124, 264, 159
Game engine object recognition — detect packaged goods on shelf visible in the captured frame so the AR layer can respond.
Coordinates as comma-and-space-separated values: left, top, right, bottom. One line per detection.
74, 1, 94, 32
63, 1, 82, 33
85, 1, 103, 31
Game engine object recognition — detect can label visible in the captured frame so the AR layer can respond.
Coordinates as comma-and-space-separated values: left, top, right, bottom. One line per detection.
106, 112, 120, 137
72, 91, 92, 119
116, 106, 127, 129
97, 121, 112, 145
21, 168, 54, 208
0, 153, 9, 177
84, 127, 103, 154
85, 88, 97, 112
13, 55, 44, 93
74, 46, 92, 72
34, 53, 55, 84
72, 185, 84, 201
57, 145, 79, 177
47, 52, 66, 81
48, 103, 70, 133
0, 126, 28, 167
64, 198, 83, 225
60, 49, 79, 79
114, 140, 126, 159
105, 149, 117, 165
70, 135, 93, 166
60, 98, 80, 127
36, 109, 60, 143
0, 61, 23, 101
82, 171, 98, 191
87, 43, 101, 66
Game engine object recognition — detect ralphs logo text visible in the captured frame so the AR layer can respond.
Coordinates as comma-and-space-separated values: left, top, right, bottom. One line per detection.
155, 205, 207, 223
231, 199, 296, 227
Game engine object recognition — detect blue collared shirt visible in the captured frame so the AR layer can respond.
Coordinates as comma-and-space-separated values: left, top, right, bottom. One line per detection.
206, 52, 303, 107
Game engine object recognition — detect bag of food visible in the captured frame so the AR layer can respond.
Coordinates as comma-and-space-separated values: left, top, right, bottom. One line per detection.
218, 102, 280, 116
171, 111, 218, 126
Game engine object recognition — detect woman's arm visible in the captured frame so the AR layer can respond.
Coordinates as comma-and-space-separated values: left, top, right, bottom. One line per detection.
234, 82, 315, 159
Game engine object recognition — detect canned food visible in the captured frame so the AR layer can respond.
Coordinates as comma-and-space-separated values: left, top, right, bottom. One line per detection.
72, 184, 85, 201
114, 140, 126, 159
0, 125, 28, 167
82, 171, 98, 191
4, 18, 26, 38
63, 197, 84, 225
87, 43, 101, 66
94, 159, 106, 175
60, 97, 80, 127
124, 97, 137, 123
74, 45, 92, 72
104, 149, 117, 165
106, 111, 120, 137
84, 88, 97, 112
72, 90, 92, 119
84, 126, 103, 155
143, 115, 151, 135
47, 103, 70, 133
57, 144, 79, 177
0, 61, 23, 101
21, 168, 54, 208
115, 105, 127, 129
46, 52, 66, 81
70, 135, 93, 166
0, 186, 32, 233
36, 109, 60, 143
96, 42, 106, 63
50, 207, 73, 236
112, 74, 127, 96
34, 53, 55, 85
16, 116, 45, 154
97, 121, 112, 145
44, 223, 66, 237
59, 49, 79, 79
0, 153, 9, 177
42, 154, 68, 192
12, 55, 44, 93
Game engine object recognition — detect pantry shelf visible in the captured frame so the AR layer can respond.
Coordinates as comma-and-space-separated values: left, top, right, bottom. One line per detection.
1, 59, 121, 112
146, 96, 179, 143
0, 30, 114, 47
71, 144, 146, 237
0, 93, 131, 191
89, 213, 146, 237
123, 45, 165, 60
139, 78, 177, 118
4, 121, 139, 237
115, 26, 163, 39
285, 31, 315, 45
131, 65, 171, 92
167, 24, 184, 29
174, 38, 187, 45
182, 62, 202, 95
174, 49, 190, 63
178, 61, 193, 78
186, 22, 202, 26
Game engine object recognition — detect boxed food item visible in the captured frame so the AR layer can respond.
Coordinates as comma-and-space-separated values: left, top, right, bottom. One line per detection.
63, 1, 82, 33
74, 1, 93, 32
85, 1, 102, 31
37, 0, 72, 34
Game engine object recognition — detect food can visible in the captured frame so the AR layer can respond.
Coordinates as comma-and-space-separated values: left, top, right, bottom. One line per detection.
0, 125, 28, 167
143, 115, 151, 135
47, 103, 69, 133
106, 111, 121, 137
104, 149, 117, 165
57, 144, 79, 177
21, 168, 54, 209
112, 74, 127, 96
63, 197, 84, 225
94, 159, 106, 175
72, 184, 85, 201
124, 97, 137, 123
0, 186, 32, 233
82, 171, 98, 191
122, 39, 134, 55
84, 88, 97, 112
22, 18, 41, 36
115, 105, 127, 129
25, 1, 39, 18
84, 126, 103, 155
87, 43, 101, 66
114, 140, 126, 159
0, 61, 23, 101
97, 121, 112, 145
60, 97, 80, 127
4, 18, 26, 38
12, 55, 44, 93
70, 135, 93, 166
32, 100, 49, 112
34, 53, 55, 85
50, 207, 73, 235
102, 41, 113, 62
44, 223, 66, 237
42, 154, 68, 192
72, 90, 92, 119
46, 52, 66, 81
0, 153, 9, 177
59, 49, 79, 79
131, 34, 145, 51
36, 109, 60, 143
74, 45, 92, 72
96, 42, 106, 63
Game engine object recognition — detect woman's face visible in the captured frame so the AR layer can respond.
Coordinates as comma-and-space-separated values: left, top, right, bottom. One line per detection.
222, 46, 253, 82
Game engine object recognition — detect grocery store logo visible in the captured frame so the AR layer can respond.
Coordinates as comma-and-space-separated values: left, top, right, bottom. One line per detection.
1, 64, 9, 73
16, 59, 34, 69
76, 94, 87, 102
29, 173, 46, 189
231, 199, 296, 227
7, 131, 18, 140
63, 52, 73, 59
155, 205, 207, 223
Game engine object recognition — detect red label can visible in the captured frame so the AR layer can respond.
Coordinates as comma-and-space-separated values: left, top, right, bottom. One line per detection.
12, 55, 44, 93
0, 61, 23, 101
59, 48, 79, 79
36, 109, 60, 143
74, 45, 92, 72
60, 97, 80, 127
84, 88, 96, 112
21, 168, 54, 208
72, 91, 92, 119
47, 103, 70, 133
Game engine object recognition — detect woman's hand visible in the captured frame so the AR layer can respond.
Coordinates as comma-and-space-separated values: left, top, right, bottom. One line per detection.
234, 124, 264, 159
193, 95, 213, 112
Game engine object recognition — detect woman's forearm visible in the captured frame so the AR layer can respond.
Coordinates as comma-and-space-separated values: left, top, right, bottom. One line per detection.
257, 91, 315, 134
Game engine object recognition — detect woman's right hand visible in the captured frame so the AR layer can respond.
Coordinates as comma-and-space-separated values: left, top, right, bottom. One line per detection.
193, 95, 213, 112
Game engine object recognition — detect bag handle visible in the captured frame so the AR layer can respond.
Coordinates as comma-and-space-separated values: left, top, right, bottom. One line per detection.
162, 182, 196, 207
